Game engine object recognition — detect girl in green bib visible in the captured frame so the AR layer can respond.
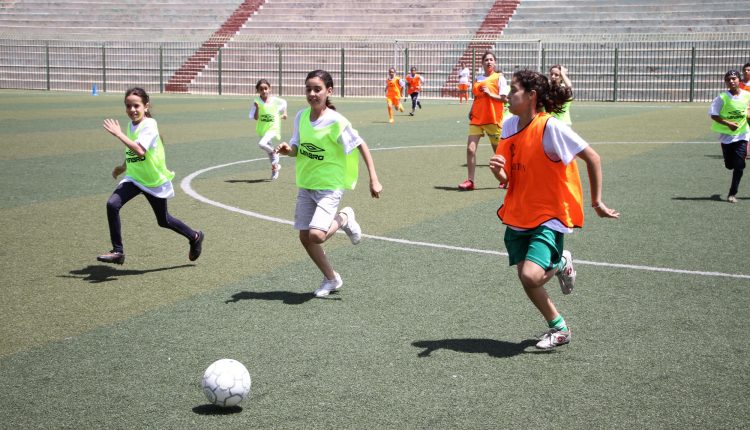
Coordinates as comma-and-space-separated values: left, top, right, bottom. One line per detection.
250, 79, 287, 180
710, 70, 750, 203
97, 87, 203, 265
276, 70, 382, 298
549, 64, 573, 126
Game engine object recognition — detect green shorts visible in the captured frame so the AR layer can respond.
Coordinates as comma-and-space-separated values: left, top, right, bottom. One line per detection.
504, 226, 564, 270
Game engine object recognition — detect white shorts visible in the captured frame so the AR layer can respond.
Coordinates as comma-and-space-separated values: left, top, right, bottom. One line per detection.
293, 188, 344, 231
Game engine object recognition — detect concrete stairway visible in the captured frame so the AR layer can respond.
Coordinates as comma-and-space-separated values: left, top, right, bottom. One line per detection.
165, 0, 264, 93
441, 0, 520, 97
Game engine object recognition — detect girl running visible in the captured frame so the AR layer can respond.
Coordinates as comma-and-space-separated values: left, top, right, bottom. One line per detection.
458, 51, 509, 191
250, 79, 287, 180
405, 66, 424, 116
548, 64, 573, 126
709, 69, 750, 203
457, 62, 471, 104
97, 87, 203, 265
489, 70, 619, 349
275, 70, 382, 298
385, 67, 405, 123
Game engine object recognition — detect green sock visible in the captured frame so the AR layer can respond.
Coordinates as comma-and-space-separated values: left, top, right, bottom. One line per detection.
555, 255, 567, 273
548, 315, 568, 332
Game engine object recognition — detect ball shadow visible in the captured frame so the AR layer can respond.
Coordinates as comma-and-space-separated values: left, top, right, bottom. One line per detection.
192, 404, 243, 415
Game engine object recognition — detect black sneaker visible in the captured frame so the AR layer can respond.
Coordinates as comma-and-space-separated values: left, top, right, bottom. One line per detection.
189, 231, 204, 261
97, 251, 125, 265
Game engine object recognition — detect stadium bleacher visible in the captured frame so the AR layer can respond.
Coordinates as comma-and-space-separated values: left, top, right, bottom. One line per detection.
1, 0, 748, 101
502, 0, 750, 35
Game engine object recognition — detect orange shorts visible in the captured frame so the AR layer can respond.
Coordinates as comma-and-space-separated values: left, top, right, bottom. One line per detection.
386, 95, 402, 106
457, 83, 470, 91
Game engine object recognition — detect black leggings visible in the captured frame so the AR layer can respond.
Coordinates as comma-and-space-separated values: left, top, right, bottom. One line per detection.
721, 140, 747, 197
410, 92, 420, 110
106, 181, 196, 253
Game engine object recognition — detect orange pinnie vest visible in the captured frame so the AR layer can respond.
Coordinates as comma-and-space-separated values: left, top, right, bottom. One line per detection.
496, 113, 584, 229
386, 76, 402, 98
405, 74, 423, 94
470, 72, 505, 125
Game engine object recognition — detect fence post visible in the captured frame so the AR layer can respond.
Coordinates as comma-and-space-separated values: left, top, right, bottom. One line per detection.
45, 43, 50, 91
159, 45, 164, 94
613, 47, 619, 102
540, 46, 546, 73
217, 47, 222, 95
278, 46, 283, 97
340, 47, 345, 98
101, 44, 106, 93
689, 46, 696, 102
404, 47, 409, 77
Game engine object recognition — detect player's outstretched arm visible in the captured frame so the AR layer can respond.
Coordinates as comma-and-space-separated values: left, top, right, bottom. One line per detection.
577, 146, 619, 219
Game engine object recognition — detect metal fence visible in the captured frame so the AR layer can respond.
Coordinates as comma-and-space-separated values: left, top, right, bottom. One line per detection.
1, 36, 748, 102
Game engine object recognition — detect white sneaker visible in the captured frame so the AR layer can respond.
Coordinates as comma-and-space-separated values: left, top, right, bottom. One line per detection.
339, 207, 361, 245
556, 250, 576, 295
314, 272, 343, 298
271, 164, 281, 180
535, 328, 571, 350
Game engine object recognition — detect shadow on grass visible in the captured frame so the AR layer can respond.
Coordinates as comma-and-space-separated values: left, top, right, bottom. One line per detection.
192, 404, 243, 415
225, 179, 269, 184
412, 338, 538, 358
61, 264, 194, 284
225, 290, 330, 305
672, 194, 728, 202
433, 185, 502, 192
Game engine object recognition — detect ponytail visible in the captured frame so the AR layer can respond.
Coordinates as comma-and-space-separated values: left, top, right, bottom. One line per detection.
512, 70, 571, 115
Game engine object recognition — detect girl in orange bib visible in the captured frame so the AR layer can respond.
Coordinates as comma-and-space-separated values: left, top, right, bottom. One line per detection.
489, 70, 619, 349
385, 67, 405, 123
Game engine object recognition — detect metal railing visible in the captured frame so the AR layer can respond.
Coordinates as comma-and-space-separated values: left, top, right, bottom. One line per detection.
1, 35, 747, 102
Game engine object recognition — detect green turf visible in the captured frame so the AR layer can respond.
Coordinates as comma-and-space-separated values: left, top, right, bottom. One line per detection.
0, 90, 748, 429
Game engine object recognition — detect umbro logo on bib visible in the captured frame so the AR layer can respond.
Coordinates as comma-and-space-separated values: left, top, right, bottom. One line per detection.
299, 142, 325, 160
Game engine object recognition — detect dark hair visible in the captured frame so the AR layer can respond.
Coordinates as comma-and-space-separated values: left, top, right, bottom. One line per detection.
743, 62, 750, 69
306, 69, 336, 111
255, 78, 271, 90
481, 51, 496, 62
124, 87, 152, 118
512, 69, 572, 115
725, 70, 740, 80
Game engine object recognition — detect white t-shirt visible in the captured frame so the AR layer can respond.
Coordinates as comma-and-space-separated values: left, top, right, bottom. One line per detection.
458, 67, 471, 85
501, 115, 589, 233
709, 91, 750, 144
289, 108, 363, 155
121, 117, 174, 199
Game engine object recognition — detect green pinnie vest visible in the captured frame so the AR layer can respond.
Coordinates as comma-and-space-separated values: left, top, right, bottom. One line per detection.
712, 90, 750, 135
125, 119, 175, 188
295, 108, 359, 190
254, 96, 282, 139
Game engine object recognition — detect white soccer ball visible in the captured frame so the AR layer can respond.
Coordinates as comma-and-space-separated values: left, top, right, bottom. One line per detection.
202, 359, 252, 407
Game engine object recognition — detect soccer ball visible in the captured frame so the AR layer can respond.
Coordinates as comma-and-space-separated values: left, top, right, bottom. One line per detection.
202, 359, 252, 407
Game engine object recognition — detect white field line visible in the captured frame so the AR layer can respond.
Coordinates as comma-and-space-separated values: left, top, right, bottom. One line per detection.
181, 146, 749, 281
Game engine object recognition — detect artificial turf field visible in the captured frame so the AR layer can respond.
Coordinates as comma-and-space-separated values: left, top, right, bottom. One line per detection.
0, 89, 748, 429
